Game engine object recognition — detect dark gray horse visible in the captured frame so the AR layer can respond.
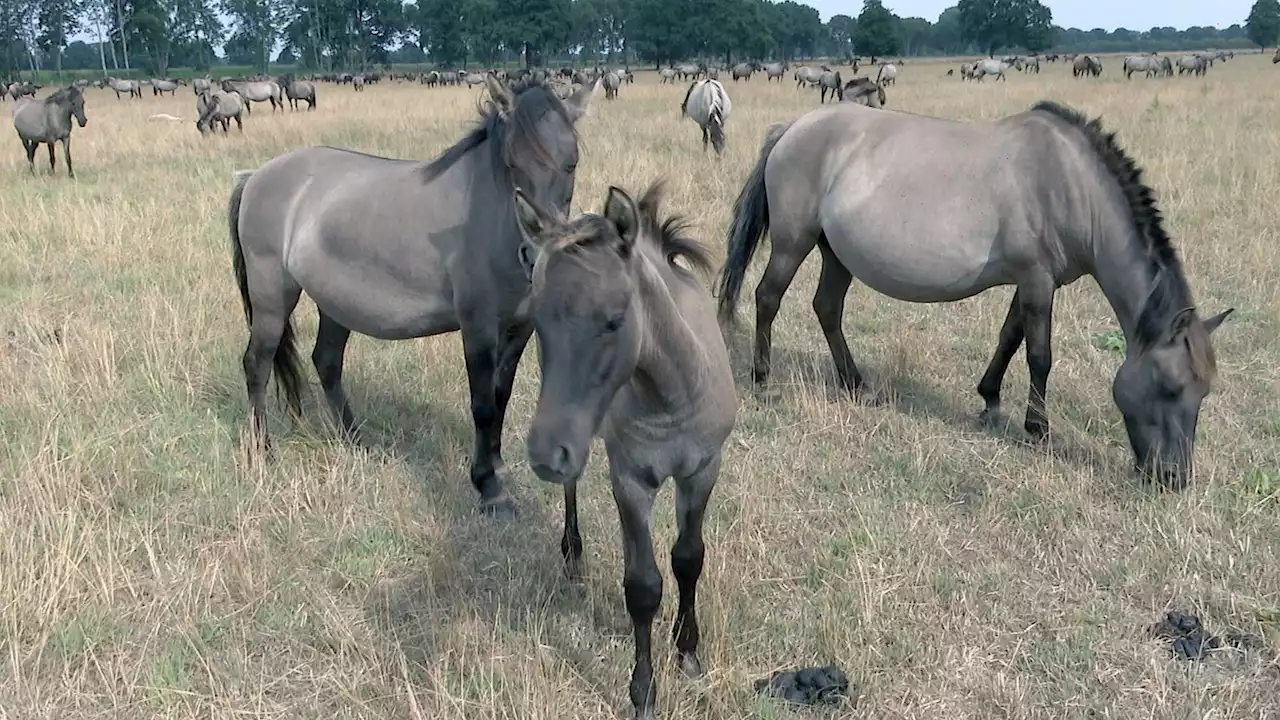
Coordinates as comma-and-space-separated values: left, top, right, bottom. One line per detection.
279, 75, 317, 110
818, 69, 843, 103
716, 101, 1232, 490
13, 85, 87, 178
226, 76, 597, 516
513, 181, 735, 720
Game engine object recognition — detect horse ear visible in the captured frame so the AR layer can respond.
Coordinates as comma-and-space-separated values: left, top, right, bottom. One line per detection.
1168, 307, 1196, 339
565, 78, 598, 122
1202, 308, 1234, 334
485, 74, 514, 118
513, 189, 552, 279
603, 186, 638, 253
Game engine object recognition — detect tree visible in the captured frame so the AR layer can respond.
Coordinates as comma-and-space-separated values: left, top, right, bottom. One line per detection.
221, 0, 278, 72
854, 0, 900, 59
37, 0, 84, 76
956, 0, 1054, 56
1246, 0, 1280, 48
826, 13, 854, 58
497, 0, 571, 68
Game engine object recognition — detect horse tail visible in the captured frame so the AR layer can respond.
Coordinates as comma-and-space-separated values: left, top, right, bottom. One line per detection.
229, 169, 304, 418
680, 80, 696, 117
875, 64, 886, 84
707, 83, 727, 153
716, 120, 792, 326
834, 70, 843, 100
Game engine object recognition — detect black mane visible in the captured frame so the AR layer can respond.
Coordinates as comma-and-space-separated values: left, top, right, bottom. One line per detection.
1031, 100, 1194, 341
420, 82, 574, 183
636, 181, 715, 278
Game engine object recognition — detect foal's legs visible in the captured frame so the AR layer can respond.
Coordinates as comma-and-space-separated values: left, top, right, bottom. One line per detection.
671, 455, 718, 679
62, 137, 73, 178
1019, 281, 1056, 440
611, 463, 662, 720
23, 139, 37, 173
460, 318, 522, 517
312, 312, 356, 438
752, 228, 819, 387
47, 143, 56, 173
812, 238, 864, 394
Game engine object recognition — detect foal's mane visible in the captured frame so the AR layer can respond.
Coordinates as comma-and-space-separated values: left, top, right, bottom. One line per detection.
1032, 100, 1215, 376
420, 82, 576, 183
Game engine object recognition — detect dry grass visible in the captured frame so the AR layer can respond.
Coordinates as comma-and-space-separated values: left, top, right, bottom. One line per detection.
2, 57, 1279, 720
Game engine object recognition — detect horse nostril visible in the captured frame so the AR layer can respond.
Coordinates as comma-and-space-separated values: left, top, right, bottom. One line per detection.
552, 445, 573, 475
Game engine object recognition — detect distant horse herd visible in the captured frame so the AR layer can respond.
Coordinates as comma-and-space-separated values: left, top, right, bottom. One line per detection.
5, 52, 1245, 720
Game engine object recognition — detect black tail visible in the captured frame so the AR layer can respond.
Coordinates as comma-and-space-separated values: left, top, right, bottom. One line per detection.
715, 121, 792, 326
229, 170, 304, 418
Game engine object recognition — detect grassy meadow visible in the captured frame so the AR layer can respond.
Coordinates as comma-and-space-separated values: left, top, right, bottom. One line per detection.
2, 56, 1279, 719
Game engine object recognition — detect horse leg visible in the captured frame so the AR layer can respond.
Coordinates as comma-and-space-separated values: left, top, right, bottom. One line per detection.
562, 480, 583, 581
47, 143, 56, 174
487, 320, 533, 482
812, 239, 864, 395
62, 137, 73, 179
1019, 280, 1055, 441
976, 290, 1025, 424
242, 285, 303, 456
701, 126, 708, 152
460, 321, 516, 517
23, 139, 36, 173
671, 454, 719, 679
752, 230, 817, 388
612, 463, 662, 720
312, 312, 357, 440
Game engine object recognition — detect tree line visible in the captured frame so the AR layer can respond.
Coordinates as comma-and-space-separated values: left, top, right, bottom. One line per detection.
3, 0, 1275, 79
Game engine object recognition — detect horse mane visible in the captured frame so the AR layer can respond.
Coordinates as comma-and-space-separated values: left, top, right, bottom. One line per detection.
47, 86, 80, 103
1031, 100, 1214, 375
635, 181, 715, 278
419, 82, 574, 183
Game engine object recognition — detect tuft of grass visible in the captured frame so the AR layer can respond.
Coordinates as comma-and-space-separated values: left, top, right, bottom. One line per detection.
2, 54, 1279, 719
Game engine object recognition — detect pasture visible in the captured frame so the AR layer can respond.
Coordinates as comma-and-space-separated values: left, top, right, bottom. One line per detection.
3, 55, 1280, 718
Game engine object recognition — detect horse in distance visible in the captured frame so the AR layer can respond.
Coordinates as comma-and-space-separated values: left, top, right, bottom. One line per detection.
279, 74, 317, 110
841, 77, 885, 107
226, 75, 598, 517
512, 181, 735, 720
715, 100, 1231, 490
221, 79, 282, 113
680, 79, 732, 155
195, 90, 244, 134
13, 85, 87, 178
818, 69, 843, 103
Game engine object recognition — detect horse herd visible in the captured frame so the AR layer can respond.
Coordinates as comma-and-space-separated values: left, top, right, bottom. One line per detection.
205, 68, 1238, 717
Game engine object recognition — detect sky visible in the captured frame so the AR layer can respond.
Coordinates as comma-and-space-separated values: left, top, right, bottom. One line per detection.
813, 0, 1254, 30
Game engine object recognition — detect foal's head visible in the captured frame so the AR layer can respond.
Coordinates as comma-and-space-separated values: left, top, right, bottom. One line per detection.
514, 186, 648, 484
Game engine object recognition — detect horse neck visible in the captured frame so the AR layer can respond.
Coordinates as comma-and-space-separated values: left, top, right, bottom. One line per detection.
628, 252, 709, 414
1088, 212, 1174, 343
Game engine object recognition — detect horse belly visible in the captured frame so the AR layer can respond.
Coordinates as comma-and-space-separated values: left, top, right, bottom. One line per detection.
826, 219, 1010, 304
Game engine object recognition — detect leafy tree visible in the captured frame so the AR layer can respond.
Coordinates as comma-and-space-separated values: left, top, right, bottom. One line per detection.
1246, 0, 1280, 48
854, 0, 900, 59
221, 0, 279, 72
37, 0, 84, 75
956, 0, 1053, 56
170, 0, 221, 69
765, 0, 822, 60
826, 13, 854, 58
897, 16, 931, 55
497, 0, 571, 68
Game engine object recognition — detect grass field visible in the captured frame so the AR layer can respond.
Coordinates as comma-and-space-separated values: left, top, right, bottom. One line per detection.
3, 57, 1279, 719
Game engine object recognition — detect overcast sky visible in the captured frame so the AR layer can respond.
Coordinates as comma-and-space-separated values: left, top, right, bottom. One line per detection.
815, 0, 1252, 29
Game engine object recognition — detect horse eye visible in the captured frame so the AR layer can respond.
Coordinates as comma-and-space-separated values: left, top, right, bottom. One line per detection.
602, 315, 624, 333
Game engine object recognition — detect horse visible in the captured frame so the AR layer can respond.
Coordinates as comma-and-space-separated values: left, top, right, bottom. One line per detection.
106, 77, 142, 99
603, 71, 620, 100
763, 62, 787, 82
512, 181, 735, 720
875, 63, 898, 86
731, 62, 755, 82
960, 62, 974, 80
971, 58, 1007, 82
1158, 56, 1174, 77
680, 79, 731, 155
280, 75, 317, 110
352, 75, 366, 91
841, 77, 885, 108
1274, 48, 1280, 64
793, 65, 821, 88
818, 69, 843, 103
1124, 55, 1160, 79
714, 100, 1232, 491
195, 90, 244, 134
659, 67, 677, 84
193, 76, 212, 95
13, 85, 88, 178
222, 79, 282, 112
1073, 55, 1103, 77
225, 76, 597, 517
1178, 55, 1208, 75
152, 78, 184, 96
8, 82, 37, 101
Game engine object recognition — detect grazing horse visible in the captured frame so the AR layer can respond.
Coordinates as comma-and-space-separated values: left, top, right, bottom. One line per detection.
1073, 55, 1103, 77
715, 100, 1232, 490
512, 182, 735, 720
196, 90, 244, 134
1158, 56, 1174, 77
681, 79, 731, 155
818, 69, 843, 103
222, 79, 282, 113
731, 62, 755, 81
875, 63, 898, 86
841, 77, 885, 108
603, 71, 620, 100
226, 76, 597, 516
763, 62, 787, 82
971, 58, 1008, 81
13, 85, 88, 178
107, 77, 142, 99
1124, 55, 1160, 79
960, 62, 974, 80
1178, 55, 1208, 75
280, 75, 317, 110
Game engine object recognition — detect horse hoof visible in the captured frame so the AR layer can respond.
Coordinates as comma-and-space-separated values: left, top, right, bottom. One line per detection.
1024, 419, 1049, 443
678, 651, 703, 678
978, 406, 1004, 427
480, 495, 518, 519
563, 557, 585, 585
